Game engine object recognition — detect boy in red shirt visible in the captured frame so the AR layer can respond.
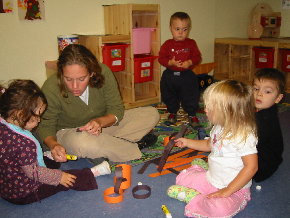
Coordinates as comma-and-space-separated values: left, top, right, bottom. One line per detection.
158, 12, 202, 128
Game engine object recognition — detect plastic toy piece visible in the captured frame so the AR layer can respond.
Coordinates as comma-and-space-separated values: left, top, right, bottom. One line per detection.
113, 166, 125, 194
113, 165, 132, 194
132, 184, 151, 199
66, 154, 77, 160
161, 205, 172, 218
104, 164, 132, 203
149, 165, 190, 178
103, 187, 124, 204
163, 132, 178, 146
115, 164, 132, 190
157, 125, 187, 172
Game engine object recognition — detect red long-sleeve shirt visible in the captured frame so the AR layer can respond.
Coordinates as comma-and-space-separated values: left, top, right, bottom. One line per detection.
158, 38, 202, 71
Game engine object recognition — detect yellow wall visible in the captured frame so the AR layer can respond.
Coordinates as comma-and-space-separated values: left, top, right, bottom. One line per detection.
214, 0, 290, 37
0, 0, 289, 86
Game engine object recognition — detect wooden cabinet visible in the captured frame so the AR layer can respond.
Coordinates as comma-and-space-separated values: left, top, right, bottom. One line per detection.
79, 4, 161, 109
214, 38, 290, 92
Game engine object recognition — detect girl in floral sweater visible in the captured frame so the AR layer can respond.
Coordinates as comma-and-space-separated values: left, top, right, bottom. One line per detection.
0, 80, 111, 204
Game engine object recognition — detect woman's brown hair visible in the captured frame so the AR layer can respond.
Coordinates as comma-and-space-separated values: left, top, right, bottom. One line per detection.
57, 44, 104, 98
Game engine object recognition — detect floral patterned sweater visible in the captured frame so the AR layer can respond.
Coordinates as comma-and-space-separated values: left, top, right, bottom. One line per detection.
0, 118, 62, 200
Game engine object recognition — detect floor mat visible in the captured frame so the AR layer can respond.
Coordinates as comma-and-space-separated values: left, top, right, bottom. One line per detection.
111, 103, 211, 168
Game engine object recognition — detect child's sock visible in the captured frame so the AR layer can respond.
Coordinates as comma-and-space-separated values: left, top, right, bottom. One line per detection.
191, 158, 209, 170
167, 185, 200, 203
91, 161, 111, 177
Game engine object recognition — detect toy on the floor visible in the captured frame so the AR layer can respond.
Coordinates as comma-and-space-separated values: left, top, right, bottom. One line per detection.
192, 62, 215, 91
66, 154, 77, 160
148, 149, 208, 178
132, 183, 151, 199
103, 163, 151, 203
137, 125, 209, 177
114, 164, 131, 193
158, 125, 188, 172
44, 151, 78, 161
161, 205, 172, 218
104, 164, 131, 203
137, 125, 208, 176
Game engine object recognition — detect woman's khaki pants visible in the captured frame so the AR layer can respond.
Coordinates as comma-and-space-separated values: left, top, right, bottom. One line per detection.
56, 106, 160, 162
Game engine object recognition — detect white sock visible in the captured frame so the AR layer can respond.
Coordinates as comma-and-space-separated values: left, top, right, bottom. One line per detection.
91, 161, 111, 177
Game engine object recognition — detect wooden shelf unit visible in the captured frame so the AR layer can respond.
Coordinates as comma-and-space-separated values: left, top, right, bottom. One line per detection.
214, 37, 290, 92
80, 4, 161, 109
78, 34, 133, 104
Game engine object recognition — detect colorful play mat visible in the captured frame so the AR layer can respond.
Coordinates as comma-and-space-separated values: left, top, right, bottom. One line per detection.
129, 103, 210, 164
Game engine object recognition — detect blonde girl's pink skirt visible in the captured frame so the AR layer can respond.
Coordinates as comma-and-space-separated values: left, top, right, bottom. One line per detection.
176, 165, 251, 218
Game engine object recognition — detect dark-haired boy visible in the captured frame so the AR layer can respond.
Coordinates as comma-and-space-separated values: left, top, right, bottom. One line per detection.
252, 68, 285, 182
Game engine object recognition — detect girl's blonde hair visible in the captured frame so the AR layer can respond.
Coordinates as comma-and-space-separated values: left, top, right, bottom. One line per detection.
203, 80, 256, 143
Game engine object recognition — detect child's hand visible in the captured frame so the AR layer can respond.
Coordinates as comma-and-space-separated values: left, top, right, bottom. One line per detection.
60, 172, 77, 188
180, 60, 192, 69
206, 187, 233, 198
174, 138, 188, 148
168, 57, 182, 67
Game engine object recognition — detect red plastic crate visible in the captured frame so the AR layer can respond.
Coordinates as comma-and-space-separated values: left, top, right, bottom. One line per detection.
102, 43, 129, 72
134, 54, 157, 83
253, 47, 274, 68
281, 49, 290, 72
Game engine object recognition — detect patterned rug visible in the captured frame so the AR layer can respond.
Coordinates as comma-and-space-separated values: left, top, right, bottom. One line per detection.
122, 102, 211, 167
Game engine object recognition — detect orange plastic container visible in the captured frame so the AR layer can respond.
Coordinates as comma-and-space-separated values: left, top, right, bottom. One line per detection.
102, 43, 129, 72
134, 54, 157, 83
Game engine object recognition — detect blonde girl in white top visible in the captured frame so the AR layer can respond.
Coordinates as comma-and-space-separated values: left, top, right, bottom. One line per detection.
168, 80, 258, 218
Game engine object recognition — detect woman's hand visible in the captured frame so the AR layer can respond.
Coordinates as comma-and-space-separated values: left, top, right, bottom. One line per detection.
51, 144, 67, 162
78, 119, 102, 136
44, 136, 67, 162
60, 172, 77, 187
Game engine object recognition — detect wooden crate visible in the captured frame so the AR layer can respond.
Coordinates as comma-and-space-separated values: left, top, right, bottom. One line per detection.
103, 4, 161, 108
193, 62, 216, 75
78, 34, 133, 103
214, 43, 230, 80
214, 37, 290, 92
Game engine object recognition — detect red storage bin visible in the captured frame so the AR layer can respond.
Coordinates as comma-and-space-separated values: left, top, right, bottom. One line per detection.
253, 47, 274, 68
134, 54, 157, 83
102, 43, 129, 72
281, 49, 290, 72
